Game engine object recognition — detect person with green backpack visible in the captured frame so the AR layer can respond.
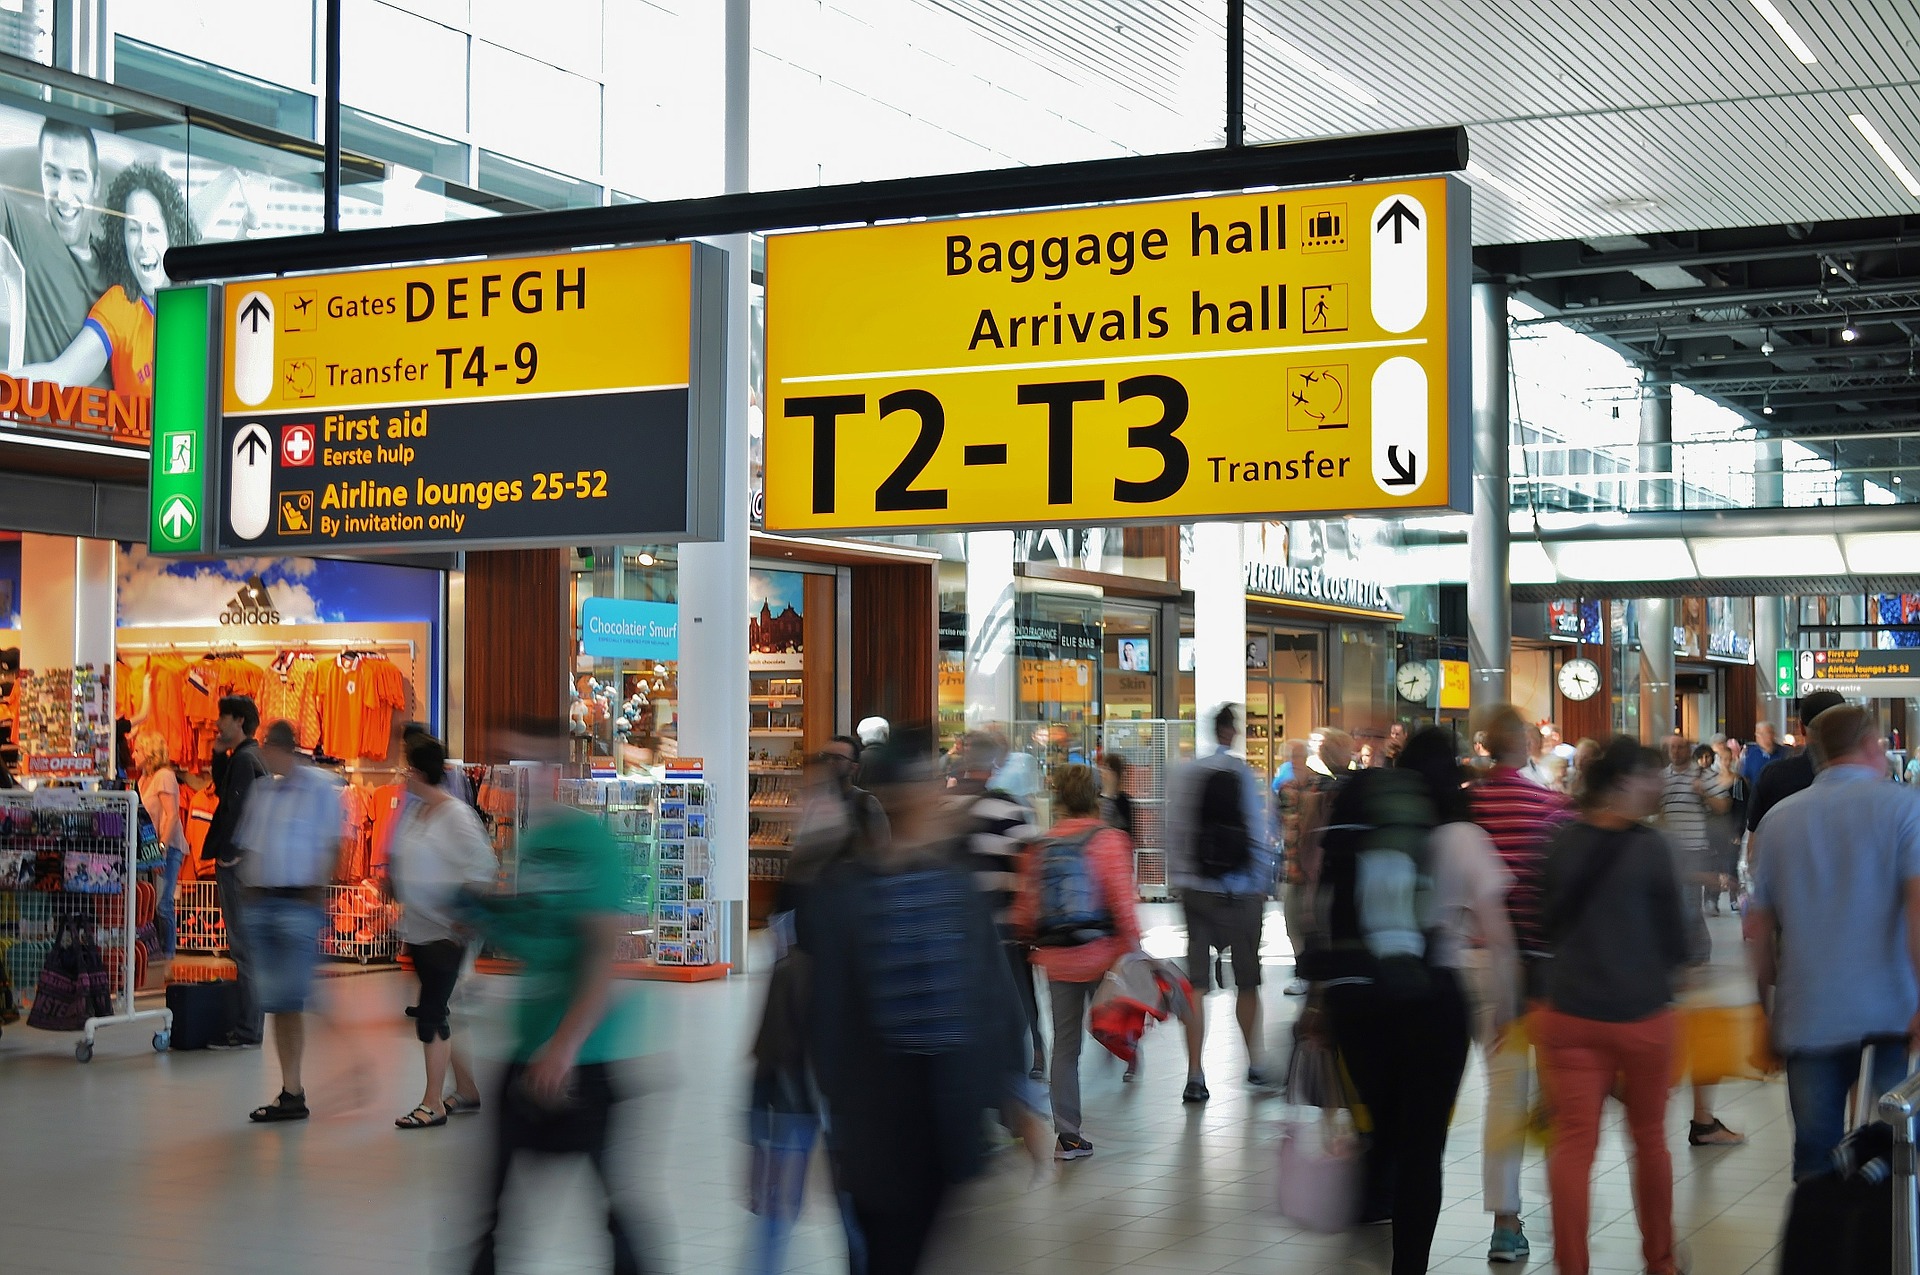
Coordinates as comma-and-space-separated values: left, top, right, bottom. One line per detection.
1012, 762, 1141, 1161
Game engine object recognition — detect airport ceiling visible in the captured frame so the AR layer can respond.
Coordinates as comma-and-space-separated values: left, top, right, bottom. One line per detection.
936, 0, 1920, 447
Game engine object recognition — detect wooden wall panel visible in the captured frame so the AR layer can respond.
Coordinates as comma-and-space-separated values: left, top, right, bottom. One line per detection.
1557, 601, 1613, 744
1724, 662, 1758, 742
464, 548, 567, 762
850, 561, 936, 746
802, 573, 837, 756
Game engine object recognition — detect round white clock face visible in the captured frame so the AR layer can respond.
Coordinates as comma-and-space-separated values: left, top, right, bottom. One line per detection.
1395, 661, 1433, 703
1558, 657, 1601, 702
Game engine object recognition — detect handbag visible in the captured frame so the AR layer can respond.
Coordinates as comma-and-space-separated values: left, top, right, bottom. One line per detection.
1277, 1033, 1363, 1231
27, 914, 113, 1031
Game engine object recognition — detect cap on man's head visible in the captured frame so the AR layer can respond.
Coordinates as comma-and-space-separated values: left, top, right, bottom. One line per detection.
1796, 690, 1847, 727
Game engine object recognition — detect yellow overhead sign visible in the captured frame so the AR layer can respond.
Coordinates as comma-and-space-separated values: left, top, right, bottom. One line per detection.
763, 176, 1468, 532
220, 244, 693, 414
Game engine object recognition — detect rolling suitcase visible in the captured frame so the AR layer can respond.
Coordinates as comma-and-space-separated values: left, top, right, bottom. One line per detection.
164, 979, 237, 1051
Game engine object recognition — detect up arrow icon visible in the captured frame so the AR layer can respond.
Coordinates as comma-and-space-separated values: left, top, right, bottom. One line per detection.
159, 494, 196, 540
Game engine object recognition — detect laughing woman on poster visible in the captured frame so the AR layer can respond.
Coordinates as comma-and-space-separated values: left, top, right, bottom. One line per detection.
20, 161, 192, 396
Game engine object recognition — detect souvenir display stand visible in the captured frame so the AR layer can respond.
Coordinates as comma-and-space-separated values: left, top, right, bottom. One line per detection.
550, 772, 725, 980
0, 789, 173, 1061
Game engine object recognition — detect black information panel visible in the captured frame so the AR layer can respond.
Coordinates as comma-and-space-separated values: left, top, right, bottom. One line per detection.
215, 389, 689, 551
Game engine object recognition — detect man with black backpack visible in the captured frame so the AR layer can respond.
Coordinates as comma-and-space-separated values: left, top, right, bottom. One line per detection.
1167, 704, 1276, 1103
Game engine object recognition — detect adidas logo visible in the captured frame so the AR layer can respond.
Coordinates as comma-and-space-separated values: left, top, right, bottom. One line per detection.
218, 575, 281, 626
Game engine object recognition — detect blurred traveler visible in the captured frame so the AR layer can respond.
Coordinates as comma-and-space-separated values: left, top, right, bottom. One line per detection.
1283, 729, 1350, 996
1320, 729, 1516, 1275
1709, 739, 1747, 911
1013, 763, 1142, 1159
1521, 723, 1552, 787
390, 733, 494, 1130
1535, 738, 1688, 1275
206, 694, 269, 1051
1100, 751, 1136, 844
950, 731, 1047, 1080
791, 735, 888, 889
1657, 737, 1743, 1148
1544, 724, 1577, 765
796, 743, 1024, 1274
133, 731, 187, 961
1465, 705, 1572, 1262
462, 719, 650, 1275
403, 720, 472, 802
237, 720, 342, 1122
1741, 720, 1785, 790
1385, 720, 1409, 764
1167, 704, 1277, 1103
1749, 703, 1920, 1180
1569, 738, 1603, 801
1745, 692, 1848, 865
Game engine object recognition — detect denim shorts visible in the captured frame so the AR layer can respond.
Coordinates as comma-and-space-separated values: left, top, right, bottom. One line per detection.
246, 898, 325, 1014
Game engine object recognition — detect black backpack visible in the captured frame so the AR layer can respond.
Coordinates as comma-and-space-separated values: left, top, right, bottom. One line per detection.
1194, 765, 1251, 878
1304, 768, 1439, 996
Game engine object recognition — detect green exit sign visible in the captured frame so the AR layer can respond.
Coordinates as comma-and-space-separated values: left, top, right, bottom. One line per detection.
1776, 648, 1795, 698
150, 285, 215, 553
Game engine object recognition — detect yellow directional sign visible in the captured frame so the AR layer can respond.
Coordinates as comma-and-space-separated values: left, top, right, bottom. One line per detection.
221, 245, 693, 414
763, 176, 1468, 532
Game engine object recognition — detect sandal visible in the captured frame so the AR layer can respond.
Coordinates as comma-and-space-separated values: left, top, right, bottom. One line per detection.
249, 1091, 309, 1123
443, 1093, 482, 1117
1689, 1117, 1746, 1147
395, 1103, 448, 1130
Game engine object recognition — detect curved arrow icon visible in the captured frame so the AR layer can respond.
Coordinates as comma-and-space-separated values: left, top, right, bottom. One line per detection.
1385, 445, 1419, 486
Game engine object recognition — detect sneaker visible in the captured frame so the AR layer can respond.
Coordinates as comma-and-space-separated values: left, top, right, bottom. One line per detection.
1488, 1224, 1530, 1263
207, 1032, 258, 1051
1123, 1057, 1141, 1083
1182, 1079, 1210, 1104
1689, 1118, 1746, 1147
1055, 1134, 1093, 1161
1284, 978, 1310, 996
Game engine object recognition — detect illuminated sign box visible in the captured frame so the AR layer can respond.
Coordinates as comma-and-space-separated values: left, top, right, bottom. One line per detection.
763, 176, 1469, 533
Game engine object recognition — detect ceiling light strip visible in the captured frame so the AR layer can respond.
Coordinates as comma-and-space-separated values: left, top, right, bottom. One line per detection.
1850, 114, 1920, 199
1248, 28, 1378, 107
1746, 0, 1819, 63
1464, 160, 1561, 222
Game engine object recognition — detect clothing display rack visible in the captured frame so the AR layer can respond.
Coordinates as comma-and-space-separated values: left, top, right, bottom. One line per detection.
0, 789, 173, 1061
116, 638, 418, 657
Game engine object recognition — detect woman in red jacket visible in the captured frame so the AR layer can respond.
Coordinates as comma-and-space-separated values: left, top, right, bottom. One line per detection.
1012, 763, 1141, 1161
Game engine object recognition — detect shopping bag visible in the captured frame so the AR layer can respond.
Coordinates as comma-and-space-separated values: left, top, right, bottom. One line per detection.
1673, 1001, 1774, 1085
27, 915, 105, 1031
1277, 1107, 1362, 1232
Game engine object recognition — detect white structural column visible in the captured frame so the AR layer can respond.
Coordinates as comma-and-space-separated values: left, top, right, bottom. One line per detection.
1753, 595, 1785, 734
675, 0, 752, 969
1639, 596, 1675, 740
963, 530, 1016, 733
1468, 281, 1511, 708
1755, 439, 1785, 507
20, 534, 113, 674
1190, 521, 1246, 757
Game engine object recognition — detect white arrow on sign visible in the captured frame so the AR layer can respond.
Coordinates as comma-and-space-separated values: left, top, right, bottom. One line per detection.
233, 291, 274, 407
230, 423, 272, 540
159, 494, 196, 540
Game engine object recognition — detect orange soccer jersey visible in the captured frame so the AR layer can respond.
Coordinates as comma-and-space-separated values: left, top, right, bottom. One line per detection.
85, 285, 155, 398
355, 656, 407, 761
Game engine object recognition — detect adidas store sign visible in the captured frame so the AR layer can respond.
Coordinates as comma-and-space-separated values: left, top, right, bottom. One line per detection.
219, 577, 282, 626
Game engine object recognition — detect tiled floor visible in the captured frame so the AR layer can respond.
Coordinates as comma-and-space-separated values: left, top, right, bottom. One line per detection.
0, 907, 1794, 1273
